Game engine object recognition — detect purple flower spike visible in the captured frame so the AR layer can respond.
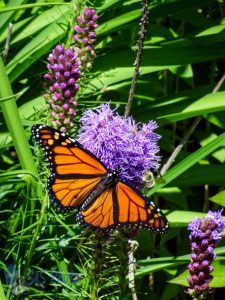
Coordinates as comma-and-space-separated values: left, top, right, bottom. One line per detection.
77, 103, 161, 188
44, 44, 80, 132
72, 7, 98, 71
187, 209, 225, 299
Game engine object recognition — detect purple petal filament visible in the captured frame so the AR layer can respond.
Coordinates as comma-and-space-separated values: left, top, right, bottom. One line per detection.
77, 103, 161, 188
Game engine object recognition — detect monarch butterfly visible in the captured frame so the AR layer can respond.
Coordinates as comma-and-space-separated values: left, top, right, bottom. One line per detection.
32, 124, 169, 233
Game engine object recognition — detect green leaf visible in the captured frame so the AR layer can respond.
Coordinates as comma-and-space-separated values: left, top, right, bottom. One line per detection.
136, 262, 178, 277
147, 133, 225, 196
166, 210, 205, 227
170, 260, 225, 288
97, 0, 125, 12
161, 284, 180, 300
0, 131, 12, 148
210, 191, 225, 206
97, 9, 140, 36
196, 24, 225, 44
157, 187, 188, 209
158, 91, 225, 124
134, 84, 213, 122
6, 7, 72, 82
0, 16, 33, 46
0, 280, 6, 300
0, 0, 26, 34
138, 247, 225, 266
19, 96, 46, 120
0, 2, 68, 13
136, 247, 225, 278
149, 0, 215, 21
91, 44, 225, 92
172, 7, 212, 28
11, 4, 70, 45
136, 254, 225, 278
169, 65, 194, 87
170, 164, 225, 187
198, 134, 225, 162
206, 112, 225, 130
212, 148, 225, 163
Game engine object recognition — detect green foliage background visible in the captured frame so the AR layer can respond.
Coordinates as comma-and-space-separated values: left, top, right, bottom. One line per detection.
0, 0, 225, 299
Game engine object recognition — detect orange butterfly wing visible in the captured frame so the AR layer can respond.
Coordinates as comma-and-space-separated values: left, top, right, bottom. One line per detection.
32, 125, 107, 211
77, 188, 115, 230
78, 181, 169, 233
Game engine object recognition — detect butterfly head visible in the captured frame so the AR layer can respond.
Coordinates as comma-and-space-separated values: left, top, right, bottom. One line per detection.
104, 168, 120, 186
113, 167, 121, 180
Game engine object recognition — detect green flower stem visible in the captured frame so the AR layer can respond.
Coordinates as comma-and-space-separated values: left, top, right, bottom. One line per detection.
0, 56, 38, 177
118, 231, 129, 300
90, 233, 105, 300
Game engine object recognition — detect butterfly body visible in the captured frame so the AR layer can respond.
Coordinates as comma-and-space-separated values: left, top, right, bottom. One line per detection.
32, 125, 169, 233
81, 169, 119, 211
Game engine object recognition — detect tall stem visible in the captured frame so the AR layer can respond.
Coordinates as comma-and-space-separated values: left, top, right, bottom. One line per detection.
90, 233, 105, 300
124, 0, 148, 117
0, 56, 38, 177
118, 231, 129, 299
128, 240, 139, 300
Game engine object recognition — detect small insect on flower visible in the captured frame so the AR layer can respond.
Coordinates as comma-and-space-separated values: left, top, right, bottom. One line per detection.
31, 110, 169, 234
187, 209, 225, 299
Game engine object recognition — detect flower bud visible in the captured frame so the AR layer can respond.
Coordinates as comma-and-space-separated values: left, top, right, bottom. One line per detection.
187, 209, 225, 299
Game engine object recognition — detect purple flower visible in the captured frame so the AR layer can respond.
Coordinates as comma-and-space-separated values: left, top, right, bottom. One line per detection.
72, 7, 98, 71
76, 103, 161, 188
44, 44, 80, 132
187, 209, 225, 299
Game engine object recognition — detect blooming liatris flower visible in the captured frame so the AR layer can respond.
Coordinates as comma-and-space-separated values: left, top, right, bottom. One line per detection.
187, 209, 225, 299
77, 103, 161, 188
73, 7, 98, 70
43, 44, 81, 132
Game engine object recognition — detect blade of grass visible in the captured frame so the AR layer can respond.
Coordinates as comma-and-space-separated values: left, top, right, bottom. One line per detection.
6, 9, 72, 82
11, 4, 71, 45
0, 0, 25, 34
158, 91, 225, 124
136, 249, 225, 278
147, 132, 225, 197
0, 2, 69, 13
0, 280, 6, 300
23, 192, 48, 278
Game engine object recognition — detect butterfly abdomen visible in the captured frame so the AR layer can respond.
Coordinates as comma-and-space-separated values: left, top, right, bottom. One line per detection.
81, 171, 119, 211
